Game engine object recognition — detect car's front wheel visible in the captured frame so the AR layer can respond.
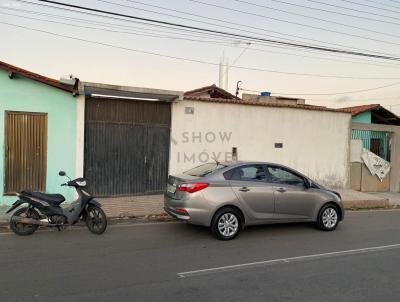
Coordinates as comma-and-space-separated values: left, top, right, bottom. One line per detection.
211, 207, 242, 240
317, 204, 339, 231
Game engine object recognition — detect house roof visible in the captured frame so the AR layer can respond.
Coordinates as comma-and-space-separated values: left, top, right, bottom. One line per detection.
184, 85, 348, 113
184, 84, 240, 100
184, 95, 348, 113
0, 61, 77, 94
340, 104, 400, 125
339, 104, 380, 116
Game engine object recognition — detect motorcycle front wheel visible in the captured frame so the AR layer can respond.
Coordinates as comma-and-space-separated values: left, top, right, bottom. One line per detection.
85, 206, 107, 235
10, 207, 40, 236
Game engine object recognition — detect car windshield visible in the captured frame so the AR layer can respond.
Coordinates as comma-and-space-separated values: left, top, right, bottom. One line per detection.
184, 163, 227, 177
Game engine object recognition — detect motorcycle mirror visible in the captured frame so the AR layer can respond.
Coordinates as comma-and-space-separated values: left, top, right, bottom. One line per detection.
59, 171, 66, 176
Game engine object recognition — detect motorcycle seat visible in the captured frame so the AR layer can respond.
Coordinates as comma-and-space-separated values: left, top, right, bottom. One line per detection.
22, 191, 66, 206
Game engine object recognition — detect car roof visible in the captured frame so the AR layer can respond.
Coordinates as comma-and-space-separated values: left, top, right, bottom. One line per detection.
220, 160, 280, 167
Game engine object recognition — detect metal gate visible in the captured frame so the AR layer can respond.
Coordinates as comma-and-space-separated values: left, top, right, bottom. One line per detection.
84, 97, 171, 196
351, 129, 390, 160
4, 111, 47, 194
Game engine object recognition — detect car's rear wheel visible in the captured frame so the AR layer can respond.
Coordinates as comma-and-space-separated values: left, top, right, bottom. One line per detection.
211, 207, 242, 240
10, 207, 40, 236
317, 204, 339, 231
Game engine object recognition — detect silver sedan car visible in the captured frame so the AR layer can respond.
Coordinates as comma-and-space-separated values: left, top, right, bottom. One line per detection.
164, 161, 344, 240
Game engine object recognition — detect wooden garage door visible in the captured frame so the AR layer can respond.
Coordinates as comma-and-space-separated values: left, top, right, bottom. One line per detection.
84, 98, 171, 196
4, 111, 47, 194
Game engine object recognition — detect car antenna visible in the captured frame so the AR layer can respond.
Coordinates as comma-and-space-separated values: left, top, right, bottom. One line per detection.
212, 157, 220, 165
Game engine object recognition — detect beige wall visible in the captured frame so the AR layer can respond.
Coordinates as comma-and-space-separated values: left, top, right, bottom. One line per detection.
170, 100, 352, 188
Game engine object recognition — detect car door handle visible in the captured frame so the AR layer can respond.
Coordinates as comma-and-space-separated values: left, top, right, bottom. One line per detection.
239, 187, 250, 192
277, 187, 286, 193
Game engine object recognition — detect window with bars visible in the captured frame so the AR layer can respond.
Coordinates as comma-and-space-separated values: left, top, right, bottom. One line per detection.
4, 111, 47, 194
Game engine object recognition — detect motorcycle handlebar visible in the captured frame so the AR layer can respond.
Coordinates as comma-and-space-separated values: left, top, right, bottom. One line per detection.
61, 183, 68, 186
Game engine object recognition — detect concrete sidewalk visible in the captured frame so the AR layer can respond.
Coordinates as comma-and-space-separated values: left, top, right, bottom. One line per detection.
338, 189, 391, 209
98, 194, 164, 218
0, 194, 165, 224
367, 192, 400, 207
0, 189, 398, 224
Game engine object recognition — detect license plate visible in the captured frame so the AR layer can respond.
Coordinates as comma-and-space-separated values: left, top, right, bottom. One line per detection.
167, 183, 176, 194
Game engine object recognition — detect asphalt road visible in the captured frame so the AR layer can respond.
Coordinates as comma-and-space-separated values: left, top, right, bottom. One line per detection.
1, 210, 400, 302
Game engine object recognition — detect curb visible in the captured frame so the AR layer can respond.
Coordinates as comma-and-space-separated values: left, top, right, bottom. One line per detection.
342, 199, 390, 210
0, 213, 175, 233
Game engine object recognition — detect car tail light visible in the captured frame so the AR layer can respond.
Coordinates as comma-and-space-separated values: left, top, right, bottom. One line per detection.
178, 183, 209, 193
175, 208, 189, 215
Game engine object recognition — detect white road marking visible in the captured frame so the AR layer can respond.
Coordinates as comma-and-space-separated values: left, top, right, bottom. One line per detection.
177, 243, 400, 278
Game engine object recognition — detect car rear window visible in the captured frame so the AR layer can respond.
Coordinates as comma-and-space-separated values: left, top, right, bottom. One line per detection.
184, 163, 227, 177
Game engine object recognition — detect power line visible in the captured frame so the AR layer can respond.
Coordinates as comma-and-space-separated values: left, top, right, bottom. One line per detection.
232, 43, 251, 65
14, 0, 358, 50
8, 0, 400, 72
2, 20, 400, 80
16, 0, 400, 58
304, 0, 400, 19
4, 8, 400, 68
363, 0, 400, 10
308, 98, 400, 105
97, 0, 346, 49
33, 0, 400, 61
4, 7, 400, 69
1, 5, 247, 44
245, 46, 400, 69
0, 11, 241, 46
335, 0, 400, 14
231, 0, 400, 39
102, 0, 398, 56
242, 81, 400, 96
189, 0, 400, 47
119, 0, 378, 51
265, 0, 400, 26
119, 0, 400, 61
15, 0, 256, 42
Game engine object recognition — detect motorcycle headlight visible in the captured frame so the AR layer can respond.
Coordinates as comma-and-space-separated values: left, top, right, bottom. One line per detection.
76, 180, 87, 187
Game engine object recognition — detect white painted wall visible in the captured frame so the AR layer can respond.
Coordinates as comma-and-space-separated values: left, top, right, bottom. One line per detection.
170, 100, 351, 188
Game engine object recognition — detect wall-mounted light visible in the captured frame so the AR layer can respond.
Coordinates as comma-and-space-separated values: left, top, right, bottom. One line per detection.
60, 75, 77, 85
185, 107, 194, 114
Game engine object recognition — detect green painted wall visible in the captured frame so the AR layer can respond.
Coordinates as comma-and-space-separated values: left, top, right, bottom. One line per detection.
352, 111, 371, 124
0, 70, 77, 205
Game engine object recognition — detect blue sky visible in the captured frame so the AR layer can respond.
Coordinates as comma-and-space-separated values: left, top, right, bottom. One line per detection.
1, 0, 400, 112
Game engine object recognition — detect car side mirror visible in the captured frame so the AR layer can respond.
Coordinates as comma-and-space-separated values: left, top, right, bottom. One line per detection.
59, 171, 66, 176
304, 178, 312, 188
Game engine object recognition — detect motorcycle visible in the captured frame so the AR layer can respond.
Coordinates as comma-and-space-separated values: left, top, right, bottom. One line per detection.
6, 171, 107, 235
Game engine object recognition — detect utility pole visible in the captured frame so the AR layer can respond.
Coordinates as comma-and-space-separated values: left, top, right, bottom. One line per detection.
218, 53, 229, 91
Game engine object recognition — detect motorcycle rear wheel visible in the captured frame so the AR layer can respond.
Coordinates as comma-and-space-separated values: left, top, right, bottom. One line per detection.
10, 207, 40, 236
85, 206, 107, 235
